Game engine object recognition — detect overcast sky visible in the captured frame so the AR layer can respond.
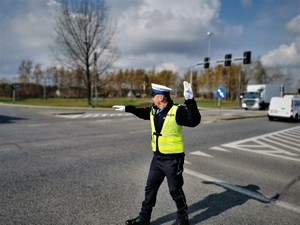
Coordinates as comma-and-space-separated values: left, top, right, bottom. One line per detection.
0, 0, 299, 83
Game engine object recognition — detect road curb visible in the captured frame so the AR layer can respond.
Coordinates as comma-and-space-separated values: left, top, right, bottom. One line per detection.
203, 112, 267, 122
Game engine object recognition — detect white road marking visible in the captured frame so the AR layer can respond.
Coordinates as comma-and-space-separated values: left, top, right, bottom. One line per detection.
28, 123, 50, 127
210, 146, 231, 152
58, 114, 82, 118
219, 126, 300, 162
222, 126, 300, 147
271, 134, 300, 146
203, 121, 214, 124
83, 113, 93, 118
262, 136, 300, 152
184, 168, 300, 214
190, 151, 213, 157
55, 113, 133, 119
273, 133, 300, 143
284, 131, 300, 138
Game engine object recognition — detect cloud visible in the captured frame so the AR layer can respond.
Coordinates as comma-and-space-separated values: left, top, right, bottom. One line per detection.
115, 0, 221, 54
261, 14, 300, 67
240, 0, 252, 7
9, 12, 53, 49
286, 14, 300, 35
110, 0, 243, 71
1, 0, 299, 79
0, 0, 56, 77
261, 42, 299, 66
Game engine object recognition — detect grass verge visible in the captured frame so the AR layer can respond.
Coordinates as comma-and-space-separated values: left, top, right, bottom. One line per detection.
0, 97, 240, 109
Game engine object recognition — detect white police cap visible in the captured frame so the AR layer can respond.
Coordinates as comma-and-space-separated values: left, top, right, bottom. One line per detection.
151, 83, 172, 96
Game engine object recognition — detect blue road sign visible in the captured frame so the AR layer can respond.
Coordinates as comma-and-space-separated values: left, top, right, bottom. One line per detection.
14, 83, 22, 88
215, 87, 227, 99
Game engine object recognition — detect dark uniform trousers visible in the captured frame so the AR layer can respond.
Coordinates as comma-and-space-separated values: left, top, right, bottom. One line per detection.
139, 152, 188, 220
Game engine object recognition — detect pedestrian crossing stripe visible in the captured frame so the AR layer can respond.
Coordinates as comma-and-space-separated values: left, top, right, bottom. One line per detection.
56, 113, 132, 119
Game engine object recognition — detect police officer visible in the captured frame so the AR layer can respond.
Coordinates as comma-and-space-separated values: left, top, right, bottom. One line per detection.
113, 81, 201, 225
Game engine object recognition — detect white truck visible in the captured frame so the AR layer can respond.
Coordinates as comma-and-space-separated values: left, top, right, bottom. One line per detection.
241, 84, 281, 110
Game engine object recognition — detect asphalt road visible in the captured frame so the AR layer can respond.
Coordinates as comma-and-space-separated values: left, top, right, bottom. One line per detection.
0, 104, 299, 225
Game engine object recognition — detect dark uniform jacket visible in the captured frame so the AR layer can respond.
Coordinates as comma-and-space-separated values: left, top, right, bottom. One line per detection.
125, 98, 201, 158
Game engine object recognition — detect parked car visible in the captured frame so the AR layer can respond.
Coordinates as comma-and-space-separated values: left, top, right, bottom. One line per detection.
268, 95, 300, 122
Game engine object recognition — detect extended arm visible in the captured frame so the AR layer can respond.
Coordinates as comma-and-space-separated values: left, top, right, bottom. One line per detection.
113, 105, 151, 120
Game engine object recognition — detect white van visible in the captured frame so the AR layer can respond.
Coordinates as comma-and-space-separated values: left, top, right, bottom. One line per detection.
268, 95, 300, 121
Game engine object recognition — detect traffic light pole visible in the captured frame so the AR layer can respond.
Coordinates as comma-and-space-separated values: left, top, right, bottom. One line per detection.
13, 89, 15, 104
218, 98, 222, 119
198, 51, 251, 69
189, 62, 203, 84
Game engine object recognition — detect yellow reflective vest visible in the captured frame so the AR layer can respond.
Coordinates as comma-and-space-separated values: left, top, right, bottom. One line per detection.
150, 105, 184, 154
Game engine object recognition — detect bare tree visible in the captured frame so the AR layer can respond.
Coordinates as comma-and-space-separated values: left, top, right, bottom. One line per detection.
18, 59, 33, 84
52, 0, 118, 107
33, 63, 43, 84
265, 66, 294, 90
252, 59, 267, 84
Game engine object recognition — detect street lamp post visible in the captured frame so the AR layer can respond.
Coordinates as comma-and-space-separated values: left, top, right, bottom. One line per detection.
190, 32, 213, 84
207, 32, 214, 99
207, 32, 213, 58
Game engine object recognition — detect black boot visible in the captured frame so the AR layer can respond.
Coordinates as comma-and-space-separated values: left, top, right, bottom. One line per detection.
126, 216, 150, 225
172, 215, 190, 225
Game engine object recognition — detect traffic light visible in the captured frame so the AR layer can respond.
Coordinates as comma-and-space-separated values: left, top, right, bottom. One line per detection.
224, 54, 232, 67
243, 51, 251, 64
204, 57, 210, 69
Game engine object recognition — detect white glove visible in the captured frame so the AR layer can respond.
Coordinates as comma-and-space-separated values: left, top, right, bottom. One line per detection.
183, 81, 193, 100
112, 105, 125, 112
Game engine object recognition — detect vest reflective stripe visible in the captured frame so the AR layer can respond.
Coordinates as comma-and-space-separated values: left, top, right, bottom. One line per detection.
150, 105, 184, 154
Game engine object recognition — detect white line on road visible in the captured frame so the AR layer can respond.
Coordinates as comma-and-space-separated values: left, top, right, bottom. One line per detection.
190, 151, 214, 157
262, 136, 300, 152
184, 168, 300, 214
83, 113, 93, 118
221, 126, 300, 162
283, 131, 300, 139
28, 123, 50, 127
55, 113, 133, 119
273, 133, 300, 144
222, 126, 300, 147
203, 121, 214, 124
210, 146, 231, 152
